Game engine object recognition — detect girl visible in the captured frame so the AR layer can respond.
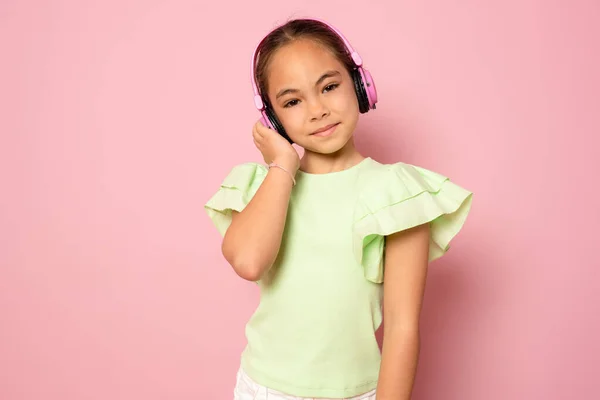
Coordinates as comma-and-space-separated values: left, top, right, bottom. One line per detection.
205, 18, 473, 400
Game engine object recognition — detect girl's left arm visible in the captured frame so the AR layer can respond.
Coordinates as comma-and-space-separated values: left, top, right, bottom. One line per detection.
376, 223, 431, 400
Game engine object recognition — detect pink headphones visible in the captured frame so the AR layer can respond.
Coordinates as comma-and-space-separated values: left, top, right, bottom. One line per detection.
250, 18, 378, 143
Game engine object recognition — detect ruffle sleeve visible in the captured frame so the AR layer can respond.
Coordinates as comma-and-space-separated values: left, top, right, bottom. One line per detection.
204, 162, 268, 236
353, 162, 473, 283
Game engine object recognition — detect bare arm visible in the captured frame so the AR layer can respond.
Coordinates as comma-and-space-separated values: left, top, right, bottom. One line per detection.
222, 166, 294, 281
221, 120, 299, 282
376, 223, 430, 400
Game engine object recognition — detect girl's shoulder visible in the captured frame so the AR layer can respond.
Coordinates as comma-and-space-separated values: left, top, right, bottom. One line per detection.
218, 162, 269, 186
204, 162, 268, 236
357, 157, 457, 198
353, 158, 474, 282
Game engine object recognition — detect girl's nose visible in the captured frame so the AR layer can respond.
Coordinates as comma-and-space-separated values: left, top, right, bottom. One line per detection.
309, 100, 330, 121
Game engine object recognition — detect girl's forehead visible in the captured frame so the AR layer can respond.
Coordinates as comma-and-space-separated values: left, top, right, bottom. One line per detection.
272, 39, 339, 65
268, 40, 344, 84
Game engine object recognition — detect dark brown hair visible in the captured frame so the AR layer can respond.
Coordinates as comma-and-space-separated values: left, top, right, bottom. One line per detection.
254, 19, 356, 103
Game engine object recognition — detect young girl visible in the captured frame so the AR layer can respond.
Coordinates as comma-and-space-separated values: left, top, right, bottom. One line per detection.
205, 18, 473, 400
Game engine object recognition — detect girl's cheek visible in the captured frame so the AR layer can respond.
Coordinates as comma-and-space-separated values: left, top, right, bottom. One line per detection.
282, 109, 305, 129
330, 91, 354, 110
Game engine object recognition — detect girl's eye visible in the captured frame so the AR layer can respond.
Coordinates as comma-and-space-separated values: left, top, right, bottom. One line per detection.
282, 84, 339, 108
323, 83, 339, 93
284, 99, 299, 108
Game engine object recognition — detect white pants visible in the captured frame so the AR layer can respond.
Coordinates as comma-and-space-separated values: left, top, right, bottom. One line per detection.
233, 367, 377, 400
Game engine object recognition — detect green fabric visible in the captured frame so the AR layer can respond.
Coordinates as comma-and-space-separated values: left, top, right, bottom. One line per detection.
204, 157, 473, 398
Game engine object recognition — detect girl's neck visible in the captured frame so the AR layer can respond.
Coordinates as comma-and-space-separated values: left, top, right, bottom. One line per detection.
299, 138, 366, 175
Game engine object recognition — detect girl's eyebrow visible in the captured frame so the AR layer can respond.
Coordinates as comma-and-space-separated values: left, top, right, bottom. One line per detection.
315, 70, 341, 86
275, 70, 341, 100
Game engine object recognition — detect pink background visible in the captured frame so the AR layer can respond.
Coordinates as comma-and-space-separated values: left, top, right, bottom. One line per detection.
1, 0, 599, 399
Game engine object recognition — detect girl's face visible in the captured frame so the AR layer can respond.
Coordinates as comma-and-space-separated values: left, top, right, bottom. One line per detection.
266, 39, 360, 154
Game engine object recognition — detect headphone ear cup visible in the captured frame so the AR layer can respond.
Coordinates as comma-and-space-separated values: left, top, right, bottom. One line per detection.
265, 105, 294, 144
352, 68, 370, 114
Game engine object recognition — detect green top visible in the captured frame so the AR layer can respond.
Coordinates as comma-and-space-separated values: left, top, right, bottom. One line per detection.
205, 157, 473, 398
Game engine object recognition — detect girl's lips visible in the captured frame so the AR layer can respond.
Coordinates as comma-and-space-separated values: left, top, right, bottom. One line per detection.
311, 123, 339, 137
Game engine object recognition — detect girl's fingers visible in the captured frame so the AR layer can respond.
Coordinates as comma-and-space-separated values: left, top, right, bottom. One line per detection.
252, 125, 261, 142
255, 120, 273, 138
254, 120, 266, 138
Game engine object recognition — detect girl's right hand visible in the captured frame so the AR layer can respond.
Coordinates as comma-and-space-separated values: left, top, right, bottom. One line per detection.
252, 120, 300, 174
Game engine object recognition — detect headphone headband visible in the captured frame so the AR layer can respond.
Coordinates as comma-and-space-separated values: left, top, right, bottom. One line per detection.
250, 18, 364, 110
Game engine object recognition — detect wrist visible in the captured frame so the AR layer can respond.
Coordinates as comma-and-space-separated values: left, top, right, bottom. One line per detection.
271, 157, 298, 175
268, 162, 296, 186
